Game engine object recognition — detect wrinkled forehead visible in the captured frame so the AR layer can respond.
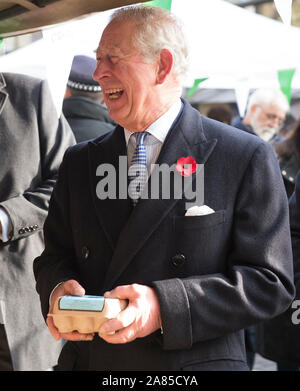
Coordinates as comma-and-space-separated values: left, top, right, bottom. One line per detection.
97, 20, 136, 55
261, 102, 286, 115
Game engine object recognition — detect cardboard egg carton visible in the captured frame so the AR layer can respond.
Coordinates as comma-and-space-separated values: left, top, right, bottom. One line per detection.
48, 295, 128, 334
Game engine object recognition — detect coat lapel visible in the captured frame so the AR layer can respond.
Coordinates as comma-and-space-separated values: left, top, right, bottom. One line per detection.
103, 101, 218, 290
88, 126, 133, 251
0, 74, 8, 116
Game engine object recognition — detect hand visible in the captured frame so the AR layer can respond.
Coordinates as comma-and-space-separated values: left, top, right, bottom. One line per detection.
47, 279, 94, 342
98, 283, 162, 344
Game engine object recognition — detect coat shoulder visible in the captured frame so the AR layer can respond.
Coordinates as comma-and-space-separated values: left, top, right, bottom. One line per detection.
201, 114, 261, 149
183, 102, 270, 159
64, 130, 113, 160
1, 72, 47, 110
2, 72, 43, 92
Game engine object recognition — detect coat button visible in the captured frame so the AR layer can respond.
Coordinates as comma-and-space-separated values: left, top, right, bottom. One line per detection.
19, 228, 25, 235
171, 254, 186, 267
81, 246, 90, 260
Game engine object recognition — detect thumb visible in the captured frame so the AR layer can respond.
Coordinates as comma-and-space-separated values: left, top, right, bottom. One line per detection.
63, 280, 85, 296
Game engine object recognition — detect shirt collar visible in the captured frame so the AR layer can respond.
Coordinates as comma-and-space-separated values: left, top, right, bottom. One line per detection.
124, 99, 182, 145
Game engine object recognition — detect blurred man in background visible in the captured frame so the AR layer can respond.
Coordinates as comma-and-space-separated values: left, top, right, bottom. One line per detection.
232, 88, 289, 143
63, 55, 115, 143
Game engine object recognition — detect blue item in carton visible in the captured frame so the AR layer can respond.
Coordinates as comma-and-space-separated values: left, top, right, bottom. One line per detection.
59, 295, 105, 312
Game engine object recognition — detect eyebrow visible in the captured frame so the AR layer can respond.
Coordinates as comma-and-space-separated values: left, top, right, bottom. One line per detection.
96, 45, 125, 58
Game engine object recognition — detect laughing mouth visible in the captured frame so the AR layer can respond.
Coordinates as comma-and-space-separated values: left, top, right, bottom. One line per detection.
105, 88, 124, 100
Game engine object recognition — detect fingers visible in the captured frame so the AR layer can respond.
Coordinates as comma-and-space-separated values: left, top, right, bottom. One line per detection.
99, 284, 162, 344
49, 280, 85, 310
98, 303, 139, 344
99, 286, 140, 342
99, 304, 137, 335
99, 324, 137, 344
47, 279, 86, 341
104, 283, 143, 300
47, 315, 61, 341
59, 331, 95, 341
62, 280, 86, 296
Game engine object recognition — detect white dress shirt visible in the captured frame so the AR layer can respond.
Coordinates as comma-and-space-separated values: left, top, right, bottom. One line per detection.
125, 99, 182, 174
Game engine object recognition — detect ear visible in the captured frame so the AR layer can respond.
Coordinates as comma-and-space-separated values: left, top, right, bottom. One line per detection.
249, 103, 258, 116
156, 49, 174, 84
65, 88, 71, 98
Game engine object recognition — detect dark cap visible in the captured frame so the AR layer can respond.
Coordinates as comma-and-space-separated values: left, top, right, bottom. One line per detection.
67, 55, 101, 92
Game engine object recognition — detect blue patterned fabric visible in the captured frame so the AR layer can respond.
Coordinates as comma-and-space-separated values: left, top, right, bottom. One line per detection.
128, 132, 148, 206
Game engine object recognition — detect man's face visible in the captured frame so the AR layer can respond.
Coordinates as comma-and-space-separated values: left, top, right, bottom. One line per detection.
94, 21, 160, 132
250, 103, 286, 141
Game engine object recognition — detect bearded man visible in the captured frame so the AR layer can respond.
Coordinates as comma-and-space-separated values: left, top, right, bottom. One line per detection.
232, 88, 288, 144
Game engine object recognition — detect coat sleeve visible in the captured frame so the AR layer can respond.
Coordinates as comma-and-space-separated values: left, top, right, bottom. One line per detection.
153, 142, 295, 350
0, 79, 76, 241
33, 148, 81, 320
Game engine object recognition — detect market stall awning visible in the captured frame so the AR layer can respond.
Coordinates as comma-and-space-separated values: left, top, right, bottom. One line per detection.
0, 0, 147, 37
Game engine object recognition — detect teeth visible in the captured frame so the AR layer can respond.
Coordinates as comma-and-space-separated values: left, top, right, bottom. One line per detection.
105, 88, 123, 94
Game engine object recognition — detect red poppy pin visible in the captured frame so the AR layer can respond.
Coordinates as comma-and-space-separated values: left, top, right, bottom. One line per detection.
176, 156, 197, 177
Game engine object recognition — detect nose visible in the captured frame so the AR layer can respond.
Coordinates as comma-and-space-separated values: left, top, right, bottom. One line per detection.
93, 63, 101, 82
93, 59, 111, 83
269, 117, 282, 129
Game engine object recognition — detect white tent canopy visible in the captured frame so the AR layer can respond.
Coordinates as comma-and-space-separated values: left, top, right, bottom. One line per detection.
1, 0, 300, 114
177, 0, 300, 82
171, 0, 300, 114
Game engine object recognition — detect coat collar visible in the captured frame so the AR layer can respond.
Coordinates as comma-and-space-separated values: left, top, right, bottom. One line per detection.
0, 73, 8, 116
88, 100, 218, 290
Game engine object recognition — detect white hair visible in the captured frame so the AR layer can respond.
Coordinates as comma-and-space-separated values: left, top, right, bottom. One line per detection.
109, 5, 189, 81
246, 88, 289, 115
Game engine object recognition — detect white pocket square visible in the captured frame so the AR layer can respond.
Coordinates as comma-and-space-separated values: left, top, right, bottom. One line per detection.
185, 205, 215, 216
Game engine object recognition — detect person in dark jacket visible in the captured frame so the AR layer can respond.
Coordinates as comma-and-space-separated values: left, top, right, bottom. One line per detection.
274, 119, 300, 198
231, 87, 290, 370
254, 121, 300, 371
63, 55, 116, 143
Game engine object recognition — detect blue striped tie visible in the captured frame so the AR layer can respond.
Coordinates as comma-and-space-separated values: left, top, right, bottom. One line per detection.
128, 132, 148, 206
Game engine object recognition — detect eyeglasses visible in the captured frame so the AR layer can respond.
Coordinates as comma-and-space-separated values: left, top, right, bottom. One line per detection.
258, 106, 285, 127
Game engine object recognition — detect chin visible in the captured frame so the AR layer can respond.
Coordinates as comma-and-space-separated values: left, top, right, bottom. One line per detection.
258, 128, 276, 142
